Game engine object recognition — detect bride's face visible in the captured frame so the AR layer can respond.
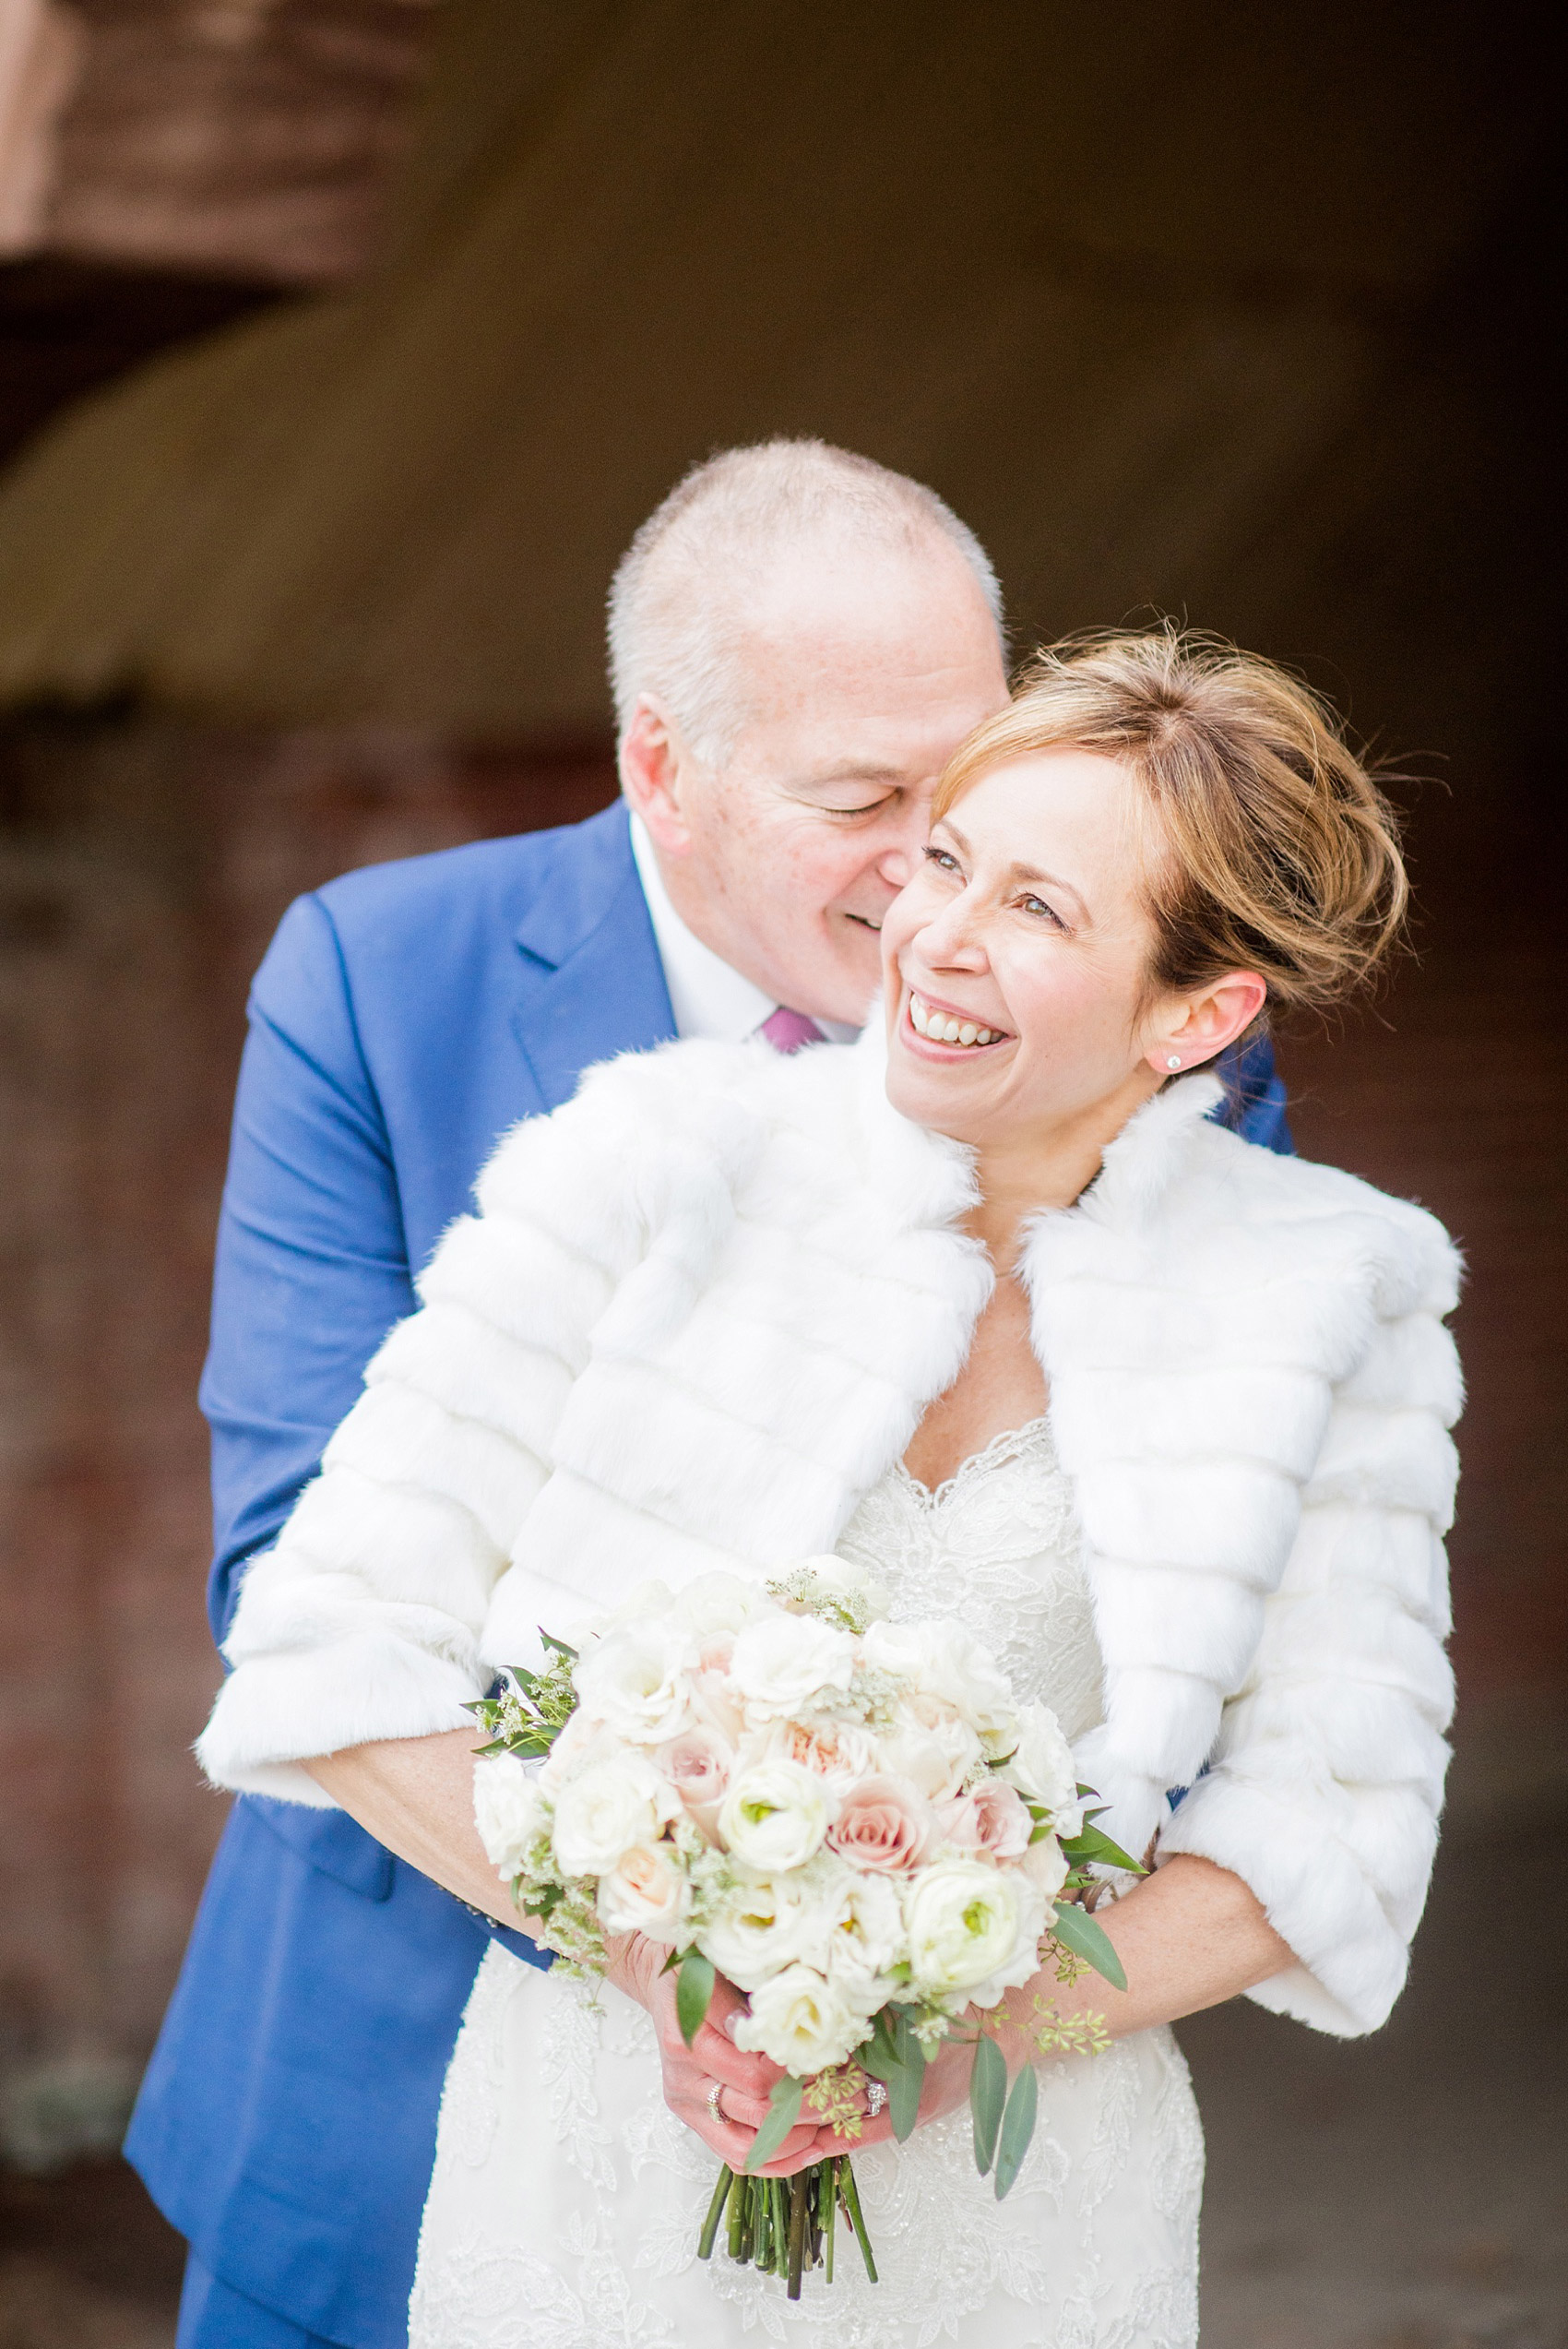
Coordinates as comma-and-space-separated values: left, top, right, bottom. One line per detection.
880, 748, 1182, 1150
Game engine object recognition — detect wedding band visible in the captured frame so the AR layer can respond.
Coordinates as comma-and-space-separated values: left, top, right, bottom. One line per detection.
865, 2080, 887, 2117
705, 2080, 724, 2121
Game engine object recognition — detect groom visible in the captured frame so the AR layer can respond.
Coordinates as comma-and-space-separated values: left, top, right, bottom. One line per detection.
127, 439, 1289, 2349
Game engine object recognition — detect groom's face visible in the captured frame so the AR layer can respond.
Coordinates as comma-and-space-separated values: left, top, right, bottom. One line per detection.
627, 543, 1008, 1026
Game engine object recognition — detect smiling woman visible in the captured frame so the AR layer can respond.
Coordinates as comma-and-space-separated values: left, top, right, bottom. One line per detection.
883, 628, 1408, 1226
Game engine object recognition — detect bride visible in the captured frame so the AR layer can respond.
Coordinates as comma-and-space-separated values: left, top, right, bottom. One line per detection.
199, 630, 1460, 2348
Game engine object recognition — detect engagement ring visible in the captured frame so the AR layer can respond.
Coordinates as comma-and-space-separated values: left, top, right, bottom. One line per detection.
865, 2080, 887, 2117
705, 2080, 724, 2122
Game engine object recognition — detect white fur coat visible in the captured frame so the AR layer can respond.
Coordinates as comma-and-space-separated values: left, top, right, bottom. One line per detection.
200, 1025, 1462, 2039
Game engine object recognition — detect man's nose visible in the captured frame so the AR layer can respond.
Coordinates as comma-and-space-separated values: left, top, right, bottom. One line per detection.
876, 802, 934, 889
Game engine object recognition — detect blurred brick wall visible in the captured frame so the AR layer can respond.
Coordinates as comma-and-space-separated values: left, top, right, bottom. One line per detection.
0, 720, 614, 2162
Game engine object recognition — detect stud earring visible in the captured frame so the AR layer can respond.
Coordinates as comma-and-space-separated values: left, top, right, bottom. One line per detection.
1165, 1055, 1182, 1070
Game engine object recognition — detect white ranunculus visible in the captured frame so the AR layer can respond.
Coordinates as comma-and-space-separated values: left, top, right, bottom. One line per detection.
571, 1619, 698, 1745
717, 1760, 830, 1872
877, 1703, 982, 1802
674, 1571, 773, 1641
904, 1858, 1039, 2002
822, 1868, 907, 1991
596, 1841, 689, 1940
696, 1872, 816, 1992
472, 1753, 546, 1878
728, 1614, 855, 1719
999, 1702, 1082, 1833
731, 1963, 868, 2075
963, 1867, 1051, 2011
551, 1753, 679, 1878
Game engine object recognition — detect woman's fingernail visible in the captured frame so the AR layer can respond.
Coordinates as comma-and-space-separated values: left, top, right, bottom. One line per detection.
722, 2013, 742, 2043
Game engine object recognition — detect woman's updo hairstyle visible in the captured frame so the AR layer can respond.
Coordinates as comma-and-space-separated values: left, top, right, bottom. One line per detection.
932, 626, 1408, 1026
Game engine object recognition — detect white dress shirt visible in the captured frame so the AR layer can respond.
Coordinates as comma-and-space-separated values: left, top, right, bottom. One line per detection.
627, 811, 859, 1044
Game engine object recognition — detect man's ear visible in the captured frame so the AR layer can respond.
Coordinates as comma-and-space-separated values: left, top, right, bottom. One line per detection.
619, 698, 694, 857
1144, 970, 1268, 1075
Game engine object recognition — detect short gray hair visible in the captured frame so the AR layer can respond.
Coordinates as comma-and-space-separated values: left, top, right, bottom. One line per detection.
607, 438, 1003, 760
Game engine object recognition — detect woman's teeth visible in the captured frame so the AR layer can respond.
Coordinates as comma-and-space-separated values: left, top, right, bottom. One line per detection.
909, 993, 997, 1048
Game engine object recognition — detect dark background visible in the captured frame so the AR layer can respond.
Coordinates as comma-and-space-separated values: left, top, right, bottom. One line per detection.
0, 4, 1561, 2342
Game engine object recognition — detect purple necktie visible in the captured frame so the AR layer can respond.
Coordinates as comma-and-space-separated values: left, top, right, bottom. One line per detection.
758, 1006, 826, 1055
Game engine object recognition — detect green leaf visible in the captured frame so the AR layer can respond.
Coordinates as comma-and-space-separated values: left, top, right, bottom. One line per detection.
887, 2031, 925, 2143
969, 2033, 1006, 2176
1050, 1900, 1128, 1991
676, 1949, 716, 2047
539, 1631, 579, 1662
992, 2061, 1038, 2200
745, 2074, 804, 2173
1060, 1822, 1146, 1874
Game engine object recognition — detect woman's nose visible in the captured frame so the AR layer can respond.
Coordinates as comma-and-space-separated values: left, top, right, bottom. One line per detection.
915, 902, 986, 970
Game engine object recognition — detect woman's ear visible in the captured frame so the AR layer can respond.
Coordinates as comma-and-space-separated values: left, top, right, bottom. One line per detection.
1144, 971, 1268, 1076
618, 698, 695, 857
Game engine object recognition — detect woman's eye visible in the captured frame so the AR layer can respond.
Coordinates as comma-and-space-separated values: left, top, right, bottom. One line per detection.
1020, 893, 1066, 930
922, 845, 960, 872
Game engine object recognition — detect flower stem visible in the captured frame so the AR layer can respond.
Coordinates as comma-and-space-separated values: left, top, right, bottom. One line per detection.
787, 2172, 809, 2298
839, 2157, 878, 2284
823, 2158, 837, 2282
697, 2165, 733, 2261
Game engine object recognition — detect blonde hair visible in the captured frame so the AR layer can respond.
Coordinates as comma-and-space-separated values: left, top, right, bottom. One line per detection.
933, 627, 1408, 1023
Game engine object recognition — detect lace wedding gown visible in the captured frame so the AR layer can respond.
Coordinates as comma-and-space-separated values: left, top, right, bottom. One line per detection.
410, 1420, 1205, 2349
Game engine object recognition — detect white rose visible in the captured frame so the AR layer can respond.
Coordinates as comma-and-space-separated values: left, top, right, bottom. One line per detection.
787, 1555, 893, 1628
728, 1615, 855, 1718
1021, 1831, 1071, 1906
551, 1754, 679, 1878
731, 1964, 868, 2075
717, 1760, 830, 1872
571, 1619, 697, 1745
535, 1705, 617, 1793
822, 1869, 906, 1993
999, 1703, 1082, 1833
472, 1753, 546, 1879
878, 1701, 982, 1802
696, 1872, 816, 1992
904, 1858, 1039, 2003
596, 1841, 689, 1940
674, 1571, 773, 1640
921, 1628, 1018, 1756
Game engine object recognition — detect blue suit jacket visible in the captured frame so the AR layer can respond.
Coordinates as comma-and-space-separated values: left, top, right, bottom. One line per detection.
125, 802, 1289, 2347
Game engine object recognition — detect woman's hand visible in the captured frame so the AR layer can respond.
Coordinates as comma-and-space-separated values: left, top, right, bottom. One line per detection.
604, 1936, 824, 2176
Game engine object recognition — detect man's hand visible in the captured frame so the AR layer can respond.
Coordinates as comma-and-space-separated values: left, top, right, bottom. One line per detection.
605, 1937, 823, 2176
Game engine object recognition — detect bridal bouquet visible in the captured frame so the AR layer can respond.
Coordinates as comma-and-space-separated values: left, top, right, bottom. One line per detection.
469, 1560, 1136, 2298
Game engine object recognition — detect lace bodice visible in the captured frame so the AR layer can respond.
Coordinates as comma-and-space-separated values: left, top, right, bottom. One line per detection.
410, 1419, 1201, 2349
836, 1416, 1107, 1744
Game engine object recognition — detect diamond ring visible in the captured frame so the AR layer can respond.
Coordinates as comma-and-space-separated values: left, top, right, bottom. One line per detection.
865, 2080, 888, 2117
705, 2079, 724, 2122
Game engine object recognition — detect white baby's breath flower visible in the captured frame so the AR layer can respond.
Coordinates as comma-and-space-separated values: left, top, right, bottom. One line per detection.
551, 1753, 679, 1878
717, 1759, 830, 1872
596, 1842, 689, 1940
572, 1619, 698, 1745
731, 1964, 868, 2076
903, 1857, 1039, 2003
999, 1702, 1082, 1833
696, 1872, 816, 1992
728, 1615, 855, 1718
472, 1752, 546, 1879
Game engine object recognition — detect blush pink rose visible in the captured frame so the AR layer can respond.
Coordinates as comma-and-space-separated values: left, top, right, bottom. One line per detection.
826, 1775, 935, 1874
936, 1778, 1033, 1861
657, 1723, 734, 1836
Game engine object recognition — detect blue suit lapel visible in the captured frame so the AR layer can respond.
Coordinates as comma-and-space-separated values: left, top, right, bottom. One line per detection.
511, 802, 675, 1112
